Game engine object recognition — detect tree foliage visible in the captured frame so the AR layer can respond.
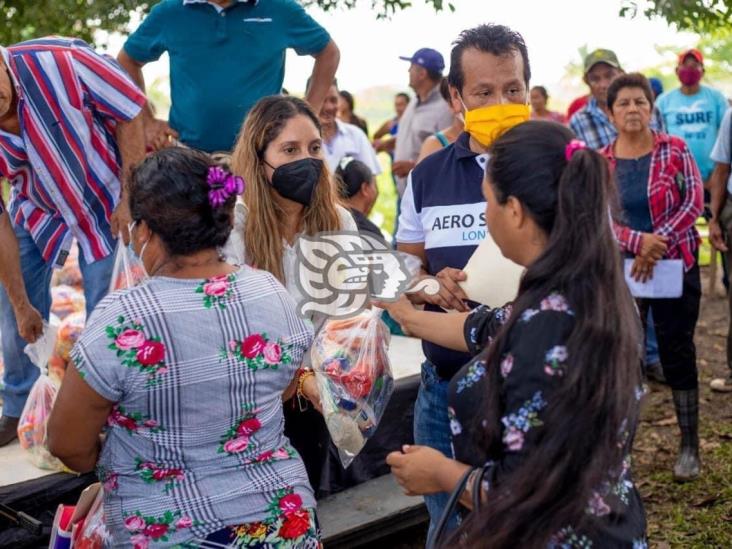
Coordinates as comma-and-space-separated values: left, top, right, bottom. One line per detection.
0, 0, 455, 47
0, 0, 728, 49
0, 1, 152, 47
302, 0, 454, 18
621, 0, 732, 32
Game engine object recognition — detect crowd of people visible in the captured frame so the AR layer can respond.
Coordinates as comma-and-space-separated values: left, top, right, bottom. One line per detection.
0, 0, 731, 547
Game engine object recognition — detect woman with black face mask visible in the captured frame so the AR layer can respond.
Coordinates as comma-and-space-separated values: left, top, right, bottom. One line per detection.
226, 95, 358, 495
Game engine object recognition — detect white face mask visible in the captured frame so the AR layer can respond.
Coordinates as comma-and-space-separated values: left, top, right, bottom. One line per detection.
126, 221, 150, 281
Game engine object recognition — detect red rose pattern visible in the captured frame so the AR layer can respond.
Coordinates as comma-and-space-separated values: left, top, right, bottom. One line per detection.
241, 334, 266, 359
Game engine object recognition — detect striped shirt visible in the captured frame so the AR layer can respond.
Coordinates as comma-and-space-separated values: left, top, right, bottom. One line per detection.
569, 96, 665, 150
602, 131, 703, 271
0, 38, 145, 267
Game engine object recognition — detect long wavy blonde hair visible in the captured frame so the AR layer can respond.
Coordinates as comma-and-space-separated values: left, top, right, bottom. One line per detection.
231, 96, 343, 283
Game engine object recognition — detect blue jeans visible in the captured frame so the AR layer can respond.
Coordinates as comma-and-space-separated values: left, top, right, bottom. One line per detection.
646, 310, 660, 366
0, 223, 114, 417
413, 361, 459, 536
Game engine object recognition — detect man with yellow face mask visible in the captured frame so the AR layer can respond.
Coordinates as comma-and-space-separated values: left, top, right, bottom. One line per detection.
395, 23, 530, 534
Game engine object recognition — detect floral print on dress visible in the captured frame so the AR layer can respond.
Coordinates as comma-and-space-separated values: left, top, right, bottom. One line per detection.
219, 405, 262, 454
455, 360, 486, 393
448, 406, 462, 436
106, 316, 168, 387
196, 273, 236, 309
123, 510, 196, 547
519, 308, 540, 323
500, 353, 514, 378
220, 333, 294, 371
97, 465, 118, 492
135, 458, 185, 494
107, 405, 163, 435
544, 345, 568, 377
549, 526, 593, 548
540, 293, 574, 315
586, 491, 611, 517
501, 391, 546, 451
243, 446, 297, 466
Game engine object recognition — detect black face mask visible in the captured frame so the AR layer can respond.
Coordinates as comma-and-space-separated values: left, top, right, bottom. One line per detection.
266, 158, 323, 207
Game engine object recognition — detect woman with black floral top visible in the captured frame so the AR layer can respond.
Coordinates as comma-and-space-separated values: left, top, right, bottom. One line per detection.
383, 121, 647, 548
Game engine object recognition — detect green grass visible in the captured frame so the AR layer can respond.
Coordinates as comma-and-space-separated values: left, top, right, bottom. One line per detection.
641, 422, 732, 547
369, 152, 398, 238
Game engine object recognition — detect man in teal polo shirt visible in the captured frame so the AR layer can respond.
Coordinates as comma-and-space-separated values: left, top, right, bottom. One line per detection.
118, 0, 339, 152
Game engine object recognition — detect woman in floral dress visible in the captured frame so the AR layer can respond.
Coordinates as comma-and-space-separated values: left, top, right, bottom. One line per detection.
384, 121, 647, 547
48, 148, 321, 548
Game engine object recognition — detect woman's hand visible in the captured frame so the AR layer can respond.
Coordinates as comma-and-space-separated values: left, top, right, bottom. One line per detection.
386, 445, 453, 496
639, 232, 669, 261
300, 374, 322, 414
374, 295, 416, 335
631, 255, 656, 283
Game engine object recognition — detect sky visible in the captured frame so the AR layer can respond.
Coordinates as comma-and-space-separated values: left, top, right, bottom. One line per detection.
108, 0, 699, 107
282, 0, 699, 94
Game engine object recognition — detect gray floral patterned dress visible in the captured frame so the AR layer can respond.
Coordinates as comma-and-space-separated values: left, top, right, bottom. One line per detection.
72, 266, 318, 547
448, 293, 647, 548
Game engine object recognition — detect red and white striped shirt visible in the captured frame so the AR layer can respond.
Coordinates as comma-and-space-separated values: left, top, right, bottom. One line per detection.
0, 37, 145, 267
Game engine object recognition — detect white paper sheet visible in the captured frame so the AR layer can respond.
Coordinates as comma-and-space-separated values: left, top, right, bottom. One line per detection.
623, 259, 683, 298
459, 234, 524, 308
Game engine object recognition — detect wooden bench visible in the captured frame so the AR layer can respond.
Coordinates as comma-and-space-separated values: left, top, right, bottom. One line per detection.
319, 473, 428, 548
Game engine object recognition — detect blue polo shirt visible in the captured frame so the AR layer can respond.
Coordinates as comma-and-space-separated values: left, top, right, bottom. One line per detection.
124, 0, 330, 152
397, 132, 488, 380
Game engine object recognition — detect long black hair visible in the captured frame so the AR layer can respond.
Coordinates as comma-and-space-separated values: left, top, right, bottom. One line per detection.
450, 121, 641, 547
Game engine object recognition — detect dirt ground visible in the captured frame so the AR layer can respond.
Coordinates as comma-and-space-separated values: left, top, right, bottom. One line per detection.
635, 267, 732, 548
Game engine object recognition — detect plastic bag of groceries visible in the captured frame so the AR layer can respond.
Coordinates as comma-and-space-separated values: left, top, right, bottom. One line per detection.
51, 285, 85, 321
310, 308, 394, 467
17, 323, 67, 471
109, 234, 147, 292
74, 486, 110, 549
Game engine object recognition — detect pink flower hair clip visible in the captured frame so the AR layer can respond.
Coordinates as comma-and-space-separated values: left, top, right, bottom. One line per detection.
207, 166, 245, 208
565, 139, 587, 162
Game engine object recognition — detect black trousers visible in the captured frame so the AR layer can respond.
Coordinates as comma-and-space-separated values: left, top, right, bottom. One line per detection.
637, 262, 701, 391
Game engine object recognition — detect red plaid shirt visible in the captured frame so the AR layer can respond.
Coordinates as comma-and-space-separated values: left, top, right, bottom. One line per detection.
602, 131, 703, 271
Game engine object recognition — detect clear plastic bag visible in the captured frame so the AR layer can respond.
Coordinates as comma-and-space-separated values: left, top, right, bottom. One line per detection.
74, 487, 110, 549
17, 324, 66, 471
109, 235, 147, 292
311, 308, 394, 467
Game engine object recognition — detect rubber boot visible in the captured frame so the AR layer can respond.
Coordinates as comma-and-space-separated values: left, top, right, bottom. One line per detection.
672, 389, 700, 482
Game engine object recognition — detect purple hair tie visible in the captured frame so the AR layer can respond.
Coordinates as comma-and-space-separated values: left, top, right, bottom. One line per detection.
565, 139, 587, 162
207, 166, 245, 208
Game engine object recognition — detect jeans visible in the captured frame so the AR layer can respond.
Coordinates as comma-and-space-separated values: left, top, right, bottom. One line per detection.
638, 263, 701, 391
645, 310, 660, 366
413, 361, 459, 536
0, 223, 114, 417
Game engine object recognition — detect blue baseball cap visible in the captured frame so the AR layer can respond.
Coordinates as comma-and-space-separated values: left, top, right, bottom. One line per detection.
399, 48, 445, 74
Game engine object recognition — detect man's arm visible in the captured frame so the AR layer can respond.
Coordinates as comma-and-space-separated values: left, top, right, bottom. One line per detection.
304, 40, 339, 115
117, 50, 178, 151
709, 162, 731, 252
110, 113, 146, 241
0, 210, 43, 343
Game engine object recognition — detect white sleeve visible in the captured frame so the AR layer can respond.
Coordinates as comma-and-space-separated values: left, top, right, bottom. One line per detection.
222, 202, 247, 265
395, 172, 424, 244
356, 129, 382, 175
711, 109, 732, 165
337, 205, 358, 232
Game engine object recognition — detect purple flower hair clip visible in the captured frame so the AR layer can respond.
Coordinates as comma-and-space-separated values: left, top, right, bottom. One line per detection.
207, 166, 245, 208
564, 139, 587, 162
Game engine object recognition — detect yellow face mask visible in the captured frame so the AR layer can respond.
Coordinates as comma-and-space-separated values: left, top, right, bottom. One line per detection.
461, 101, 531, 148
